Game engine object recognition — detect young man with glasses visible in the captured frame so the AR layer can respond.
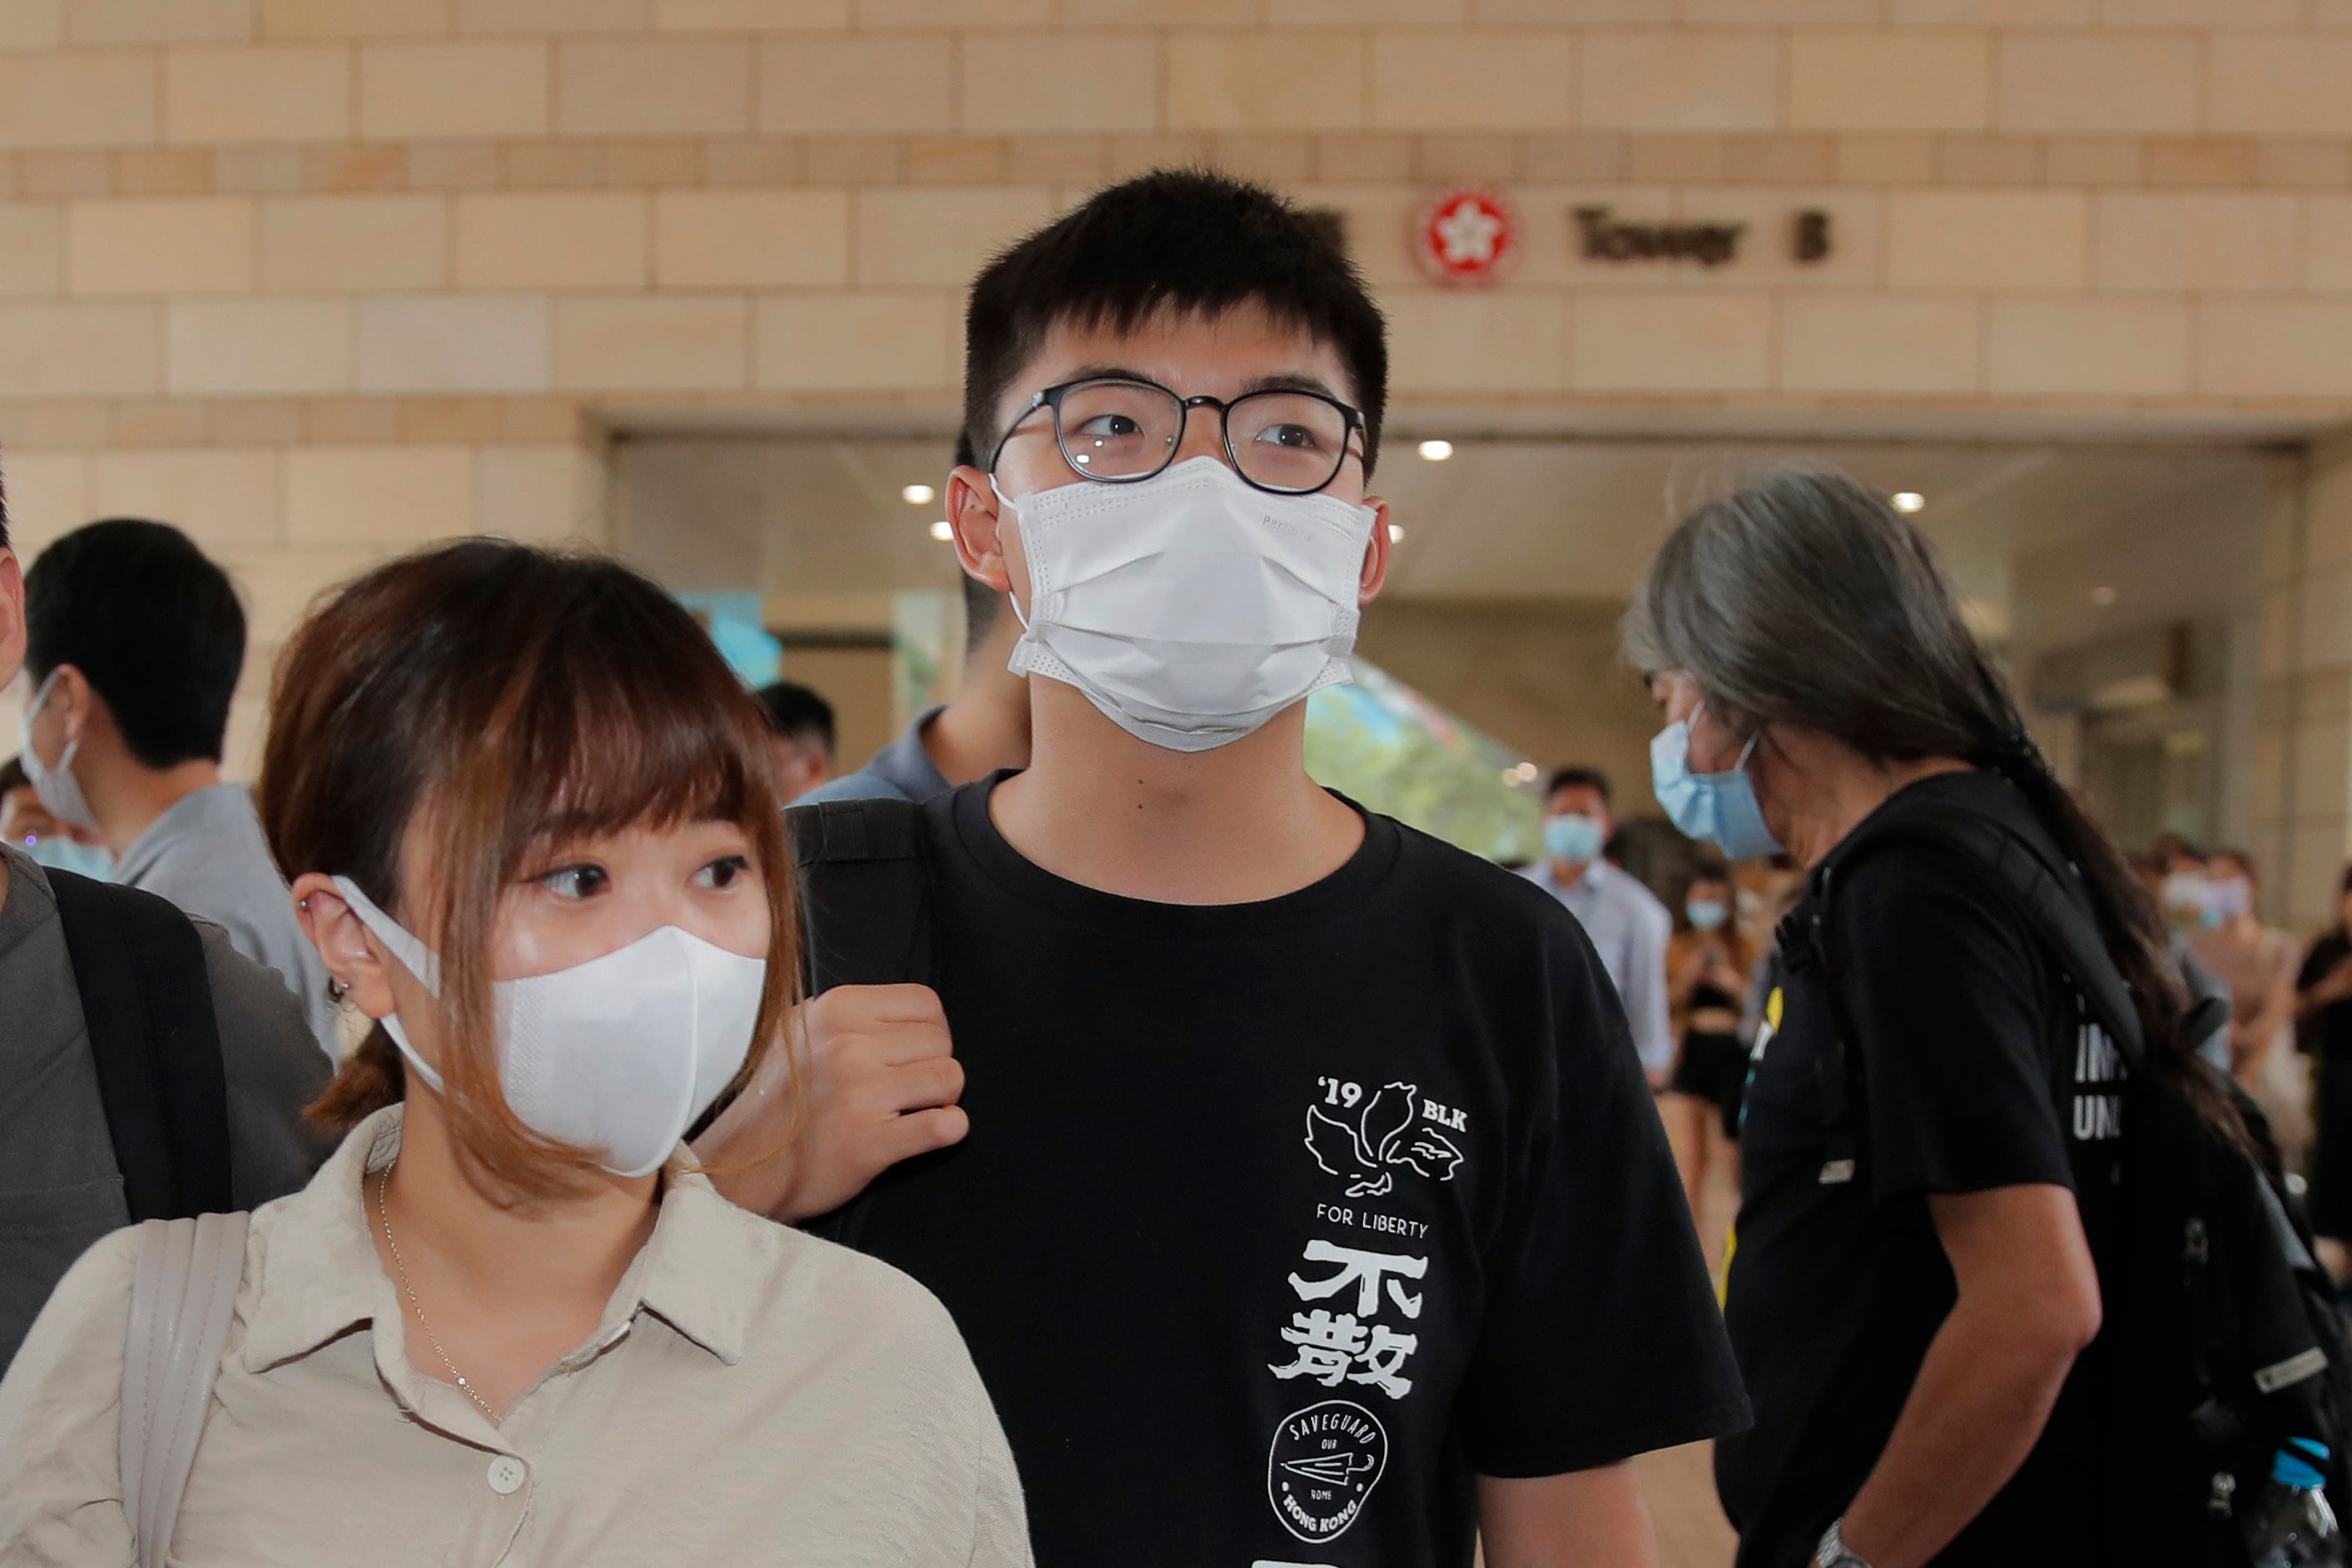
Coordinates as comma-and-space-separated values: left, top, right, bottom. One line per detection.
699, 170, 1746, 1565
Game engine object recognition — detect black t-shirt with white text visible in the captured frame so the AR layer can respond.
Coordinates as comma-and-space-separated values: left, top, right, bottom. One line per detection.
821, 777, 1749, 1567
1716, 771, 2123, 1567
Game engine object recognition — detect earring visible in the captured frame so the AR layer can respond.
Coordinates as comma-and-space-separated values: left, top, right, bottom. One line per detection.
326, 977, 350, 1005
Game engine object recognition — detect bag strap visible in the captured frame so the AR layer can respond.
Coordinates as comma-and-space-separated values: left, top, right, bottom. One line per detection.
786, 797, 936, 994
120, 1210, 248, 1568
1805, 788, 2149, 1183
49, 871, 233, 1221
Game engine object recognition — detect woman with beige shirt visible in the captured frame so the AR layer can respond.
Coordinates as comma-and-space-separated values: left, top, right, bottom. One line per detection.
0, 541, 1030, 1566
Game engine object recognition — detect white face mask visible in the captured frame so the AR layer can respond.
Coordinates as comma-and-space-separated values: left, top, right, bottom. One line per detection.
18, 669, 100, 833
331, 876, 766, 1178
995, 455, 1377, 754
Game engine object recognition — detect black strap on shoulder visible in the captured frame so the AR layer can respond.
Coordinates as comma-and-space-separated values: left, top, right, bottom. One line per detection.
1843, 796, 2145, 1059
786, 797, 936, 994
47, 871, 232, 1221
1809, 786, 2148, 1183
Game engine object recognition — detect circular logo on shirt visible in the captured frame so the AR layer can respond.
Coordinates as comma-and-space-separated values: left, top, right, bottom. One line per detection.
1268, 1399, 1389, 1544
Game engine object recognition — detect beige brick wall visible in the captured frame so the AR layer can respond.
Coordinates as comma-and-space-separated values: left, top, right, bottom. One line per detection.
2, 5, 2352, 785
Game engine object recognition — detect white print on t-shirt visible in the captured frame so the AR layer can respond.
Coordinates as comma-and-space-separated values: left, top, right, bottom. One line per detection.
1304, 1079, 1466, 1198
1269, 1240, 1429, 1399
1266, 1399, 1391, 1546
2070, 1012, 2125, 1144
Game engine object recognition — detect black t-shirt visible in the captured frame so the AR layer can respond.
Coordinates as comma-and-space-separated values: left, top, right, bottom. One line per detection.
1716, 772, 2123, 1568
822, 777, 1749, 1567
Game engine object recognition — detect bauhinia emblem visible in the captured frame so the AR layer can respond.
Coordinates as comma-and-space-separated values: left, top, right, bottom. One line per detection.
1305, 1080, 1464, 1199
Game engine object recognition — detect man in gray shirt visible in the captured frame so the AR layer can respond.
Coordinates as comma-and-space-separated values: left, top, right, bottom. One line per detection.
19, 519, 337, 1056
1520, 765, 1676, 1082
0, 506, 330, 1372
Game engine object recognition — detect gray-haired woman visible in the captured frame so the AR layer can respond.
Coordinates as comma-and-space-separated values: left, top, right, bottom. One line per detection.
1625, 463, 2242, 1568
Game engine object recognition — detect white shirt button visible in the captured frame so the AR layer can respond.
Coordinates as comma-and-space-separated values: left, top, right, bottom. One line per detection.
486, 1456, 526, 1496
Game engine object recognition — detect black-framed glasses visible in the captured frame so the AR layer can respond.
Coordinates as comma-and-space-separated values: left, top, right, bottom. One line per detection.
988, 376, 1367, 497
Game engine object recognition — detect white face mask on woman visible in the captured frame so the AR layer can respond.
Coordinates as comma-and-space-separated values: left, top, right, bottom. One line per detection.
331, 876, 765, 1178
995, 455, 1377, 754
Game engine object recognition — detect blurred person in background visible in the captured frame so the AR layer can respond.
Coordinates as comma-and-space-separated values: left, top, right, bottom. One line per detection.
22, 519, 337, 1058
2298, 864, 2352, 1280
0, 754, 112, 880
1664, 856, 1754, 1218
2153, 834, 2206, 912
754, 678, 836, 804
0, 539, 1028, 1563
0, 492, 328, 1377
1628, 462, 2234, 1568
804, 437, 1033, 806
2190, 848, 2306, 1159
2131, 850, 2235, 1074
1522, 765, 1675, 1085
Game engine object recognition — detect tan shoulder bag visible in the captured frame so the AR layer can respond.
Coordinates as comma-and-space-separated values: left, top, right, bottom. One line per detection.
119, 1212, 249, 1568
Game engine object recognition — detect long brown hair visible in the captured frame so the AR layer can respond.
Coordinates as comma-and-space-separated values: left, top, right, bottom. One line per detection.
257, 540, 799, 1197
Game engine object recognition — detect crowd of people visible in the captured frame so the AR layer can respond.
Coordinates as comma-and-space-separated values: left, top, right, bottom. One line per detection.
0, 166, 2345, 1568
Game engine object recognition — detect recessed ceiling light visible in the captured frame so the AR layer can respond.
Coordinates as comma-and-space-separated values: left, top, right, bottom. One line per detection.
1891, 491, 1925, 514
1417, 439, 1454, 462
929, 520, 954, 542
1387, 523, 1406, 543
902, 484, 936, 505
2091, 585, 2116, 607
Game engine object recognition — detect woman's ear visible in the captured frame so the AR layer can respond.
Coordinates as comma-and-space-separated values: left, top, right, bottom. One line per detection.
291, 873, 397, 1022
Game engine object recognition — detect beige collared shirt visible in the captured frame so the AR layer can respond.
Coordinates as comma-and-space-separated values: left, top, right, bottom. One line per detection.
0, 1106, 1030, 1566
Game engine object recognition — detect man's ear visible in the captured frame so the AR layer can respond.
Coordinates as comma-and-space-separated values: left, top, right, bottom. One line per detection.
946, 464, 1016, 597
0, 550, 22, 691
41, 664, 101, 748
1357, 495, 1393, 607
291, 873, 398, 1023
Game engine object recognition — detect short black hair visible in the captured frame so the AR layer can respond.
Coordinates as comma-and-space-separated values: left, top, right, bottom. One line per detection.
1546, 766, 1612, 806
756, 680, 835, 759
0, 754, 25, 795
24, 519, 245, 769
963, 168, 1387, 479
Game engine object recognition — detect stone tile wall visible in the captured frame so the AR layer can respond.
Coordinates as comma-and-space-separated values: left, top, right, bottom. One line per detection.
3, 3, 2352, 795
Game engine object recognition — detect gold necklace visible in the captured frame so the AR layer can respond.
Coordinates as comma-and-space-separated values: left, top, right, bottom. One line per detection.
371, 1169, 500, 1425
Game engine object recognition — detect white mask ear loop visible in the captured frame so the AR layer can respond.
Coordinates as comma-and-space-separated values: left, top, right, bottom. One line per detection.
1688, 701, 1760, 777
327, 875, 450, 1094
987, 474, 1035, 633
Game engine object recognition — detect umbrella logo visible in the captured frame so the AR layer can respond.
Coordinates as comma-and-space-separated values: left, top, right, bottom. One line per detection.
1268, 1400, 1389, 1544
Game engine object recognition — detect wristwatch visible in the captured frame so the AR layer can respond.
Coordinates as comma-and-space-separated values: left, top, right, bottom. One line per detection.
1816, 1519, 1876, 1568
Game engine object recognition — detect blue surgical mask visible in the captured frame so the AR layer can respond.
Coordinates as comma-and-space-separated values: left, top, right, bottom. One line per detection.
1686, 898, 1729, 931
1542, 813, 1607, 866
1650, 712, 1784, 861
22, 832, 113, 881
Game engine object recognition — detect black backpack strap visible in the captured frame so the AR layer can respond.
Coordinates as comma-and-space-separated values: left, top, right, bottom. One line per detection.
47, 871, 232, 1222
1854, 797, 2145, 1062
786, 797, 936, 994
1807, 786, 2149, 1184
